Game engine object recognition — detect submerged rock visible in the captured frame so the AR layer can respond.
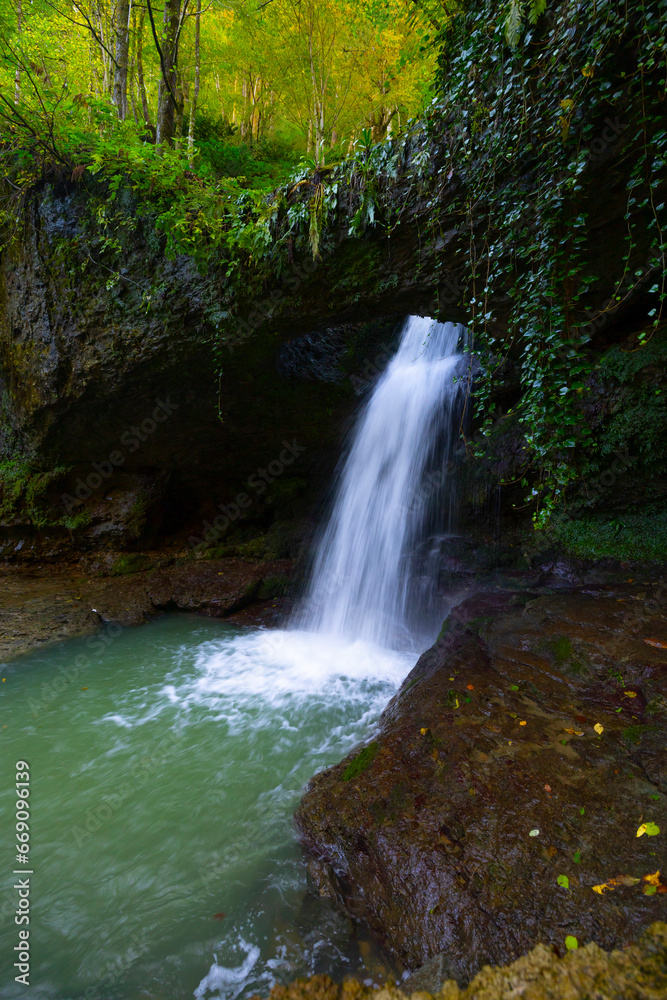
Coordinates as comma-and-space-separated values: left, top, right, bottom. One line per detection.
296, 588, 667, 982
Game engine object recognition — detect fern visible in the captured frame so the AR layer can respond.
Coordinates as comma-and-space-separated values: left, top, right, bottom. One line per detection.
504, 0, 546, 46
528, 0, 546, 24
504, 0, 524, 47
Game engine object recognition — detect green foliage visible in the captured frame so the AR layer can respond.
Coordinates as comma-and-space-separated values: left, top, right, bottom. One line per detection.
504, 0, 547, 46
434, 0, 667, 524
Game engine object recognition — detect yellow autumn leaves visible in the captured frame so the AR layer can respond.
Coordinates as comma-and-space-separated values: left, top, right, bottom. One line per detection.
593, 871, 662, 895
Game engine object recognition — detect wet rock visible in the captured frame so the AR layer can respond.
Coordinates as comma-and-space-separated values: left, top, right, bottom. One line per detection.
0, 557, 290, 661
296, 588, 667, 981
253, 922, 667, 1000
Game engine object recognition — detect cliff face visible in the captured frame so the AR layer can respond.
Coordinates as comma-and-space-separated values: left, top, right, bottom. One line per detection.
0, 2, 664, 563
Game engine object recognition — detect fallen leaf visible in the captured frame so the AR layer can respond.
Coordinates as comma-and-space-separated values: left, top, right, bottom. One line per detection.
529, 828, 540, 837
594, 723, 604, 735
643, 871, 661, 886
565, 935, 578, 950
564, 728, 584, 736
81, 687, 89, 690
644, 885, 657, 896
510, 684, 519, 691
645, 638, 667, 648
420, 727, 429, 735
624, 691, 637, 698
557, 874, 570, 889
467, 684, 474, 690
546, 845, 558, 858
592, 883, 611, 894
575, 715, 587, 723
213, 912, 226, 920
637, 822, 660, 837
580, 807, 585, 815
573, 851, 581, 863
545, 784, 551, 792
519, 720, 527, 726
607, 875, 641, 887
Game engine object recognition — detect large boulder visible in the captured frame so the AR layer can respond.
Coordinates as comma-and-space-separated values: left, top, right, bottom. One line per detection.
296, 586, 667, 983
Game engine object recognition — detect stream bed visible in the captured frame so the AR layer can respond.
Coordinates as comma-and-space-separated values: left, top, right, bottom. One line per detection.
0, 615, 412, 1000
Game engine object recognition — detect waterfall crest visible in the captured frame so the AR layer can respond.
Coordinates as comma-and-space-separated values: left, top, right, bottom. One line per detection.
297, 316, 466, 647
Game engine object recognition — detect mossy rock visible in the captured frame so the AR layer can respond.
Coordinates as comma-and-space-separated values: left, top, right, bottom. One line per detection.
256, 574, 289, 600
111, 553, 152, 575
342, 742, 378, 782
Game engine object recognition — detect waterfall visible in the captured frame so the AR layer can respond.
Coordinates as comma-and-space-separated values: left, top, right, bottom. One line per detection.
297, 315, 467, 647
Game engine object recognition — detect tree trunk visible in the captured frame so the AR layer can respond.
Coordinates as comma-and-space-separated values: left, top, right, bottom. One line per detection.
136, 9, 153, 130
187, 0, 201, 162
14, 0, 22, 105
154, 0, 184, 147
112, 0, 131, 118
93, 1, 110, 93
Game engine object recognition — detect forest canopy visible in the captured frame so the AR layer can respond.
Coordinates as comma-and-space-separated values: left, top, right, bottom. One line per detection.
0, 0, 454, 182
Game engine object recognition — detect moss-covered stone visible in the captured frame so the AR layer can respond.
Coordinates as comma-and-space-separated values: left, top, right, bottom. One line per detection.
342, 742, 378, 782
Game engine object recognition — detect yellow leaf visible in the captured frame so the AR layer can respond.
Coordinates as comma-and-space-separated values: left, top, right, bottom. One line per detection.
519, 720, 527, 726
624, 691, 637, 698
607, 875, 641, 887
594, 723, 604, 735
644, 871, 661, 886
564, 728, 584, 735
592, 883, 611, 894
636, 822, 660, 837
420, 728, 428, 735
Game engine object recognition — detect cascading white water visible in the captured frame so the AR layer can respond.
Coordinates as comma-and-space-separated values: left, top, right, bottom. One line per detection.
297, 315, 467, 647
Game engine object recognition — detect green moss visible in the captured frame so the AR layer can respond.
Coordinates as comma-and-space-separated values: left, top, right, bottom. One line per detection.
235, 535, 268, 559
551, 636, 573, 664
342, 741, 378, 781
0, 460, 86, 530
256, 574, 289, 599
111, 553, 151, 575
437, 618, 451, 640
622, 725, 656, 746
549, 512, 667, 563
465, 615, 494, 636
